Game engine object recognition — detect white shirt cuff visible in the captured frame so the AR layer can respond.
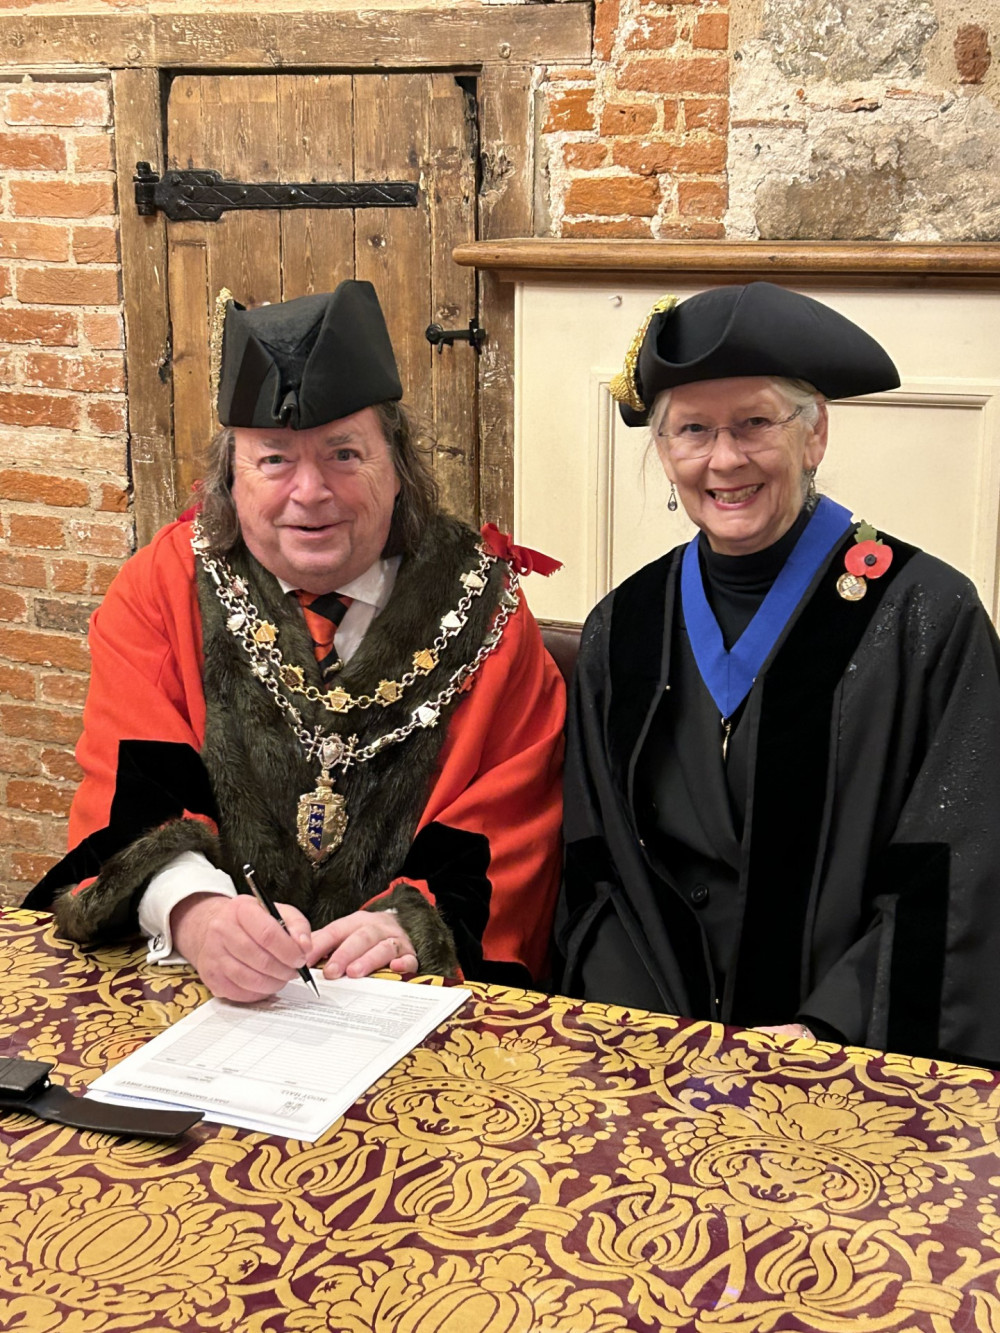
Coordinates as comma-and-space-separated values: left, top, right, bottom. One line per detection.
138, 850, 237, 965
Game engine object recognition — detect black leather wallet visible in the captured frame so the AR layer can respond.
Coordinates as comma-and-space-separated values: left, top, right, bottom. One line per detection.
0, 1055, 203, 1140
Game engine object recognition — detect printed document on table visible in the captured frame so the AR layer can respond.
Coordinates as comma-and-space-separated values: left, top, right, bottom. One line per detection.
88, 975, 470, 1141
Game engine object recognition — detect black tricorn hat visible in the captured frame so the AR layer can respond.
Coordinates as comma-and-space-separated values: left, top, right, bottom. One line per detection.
216, 280, 403, 430
612, 281, 900, 427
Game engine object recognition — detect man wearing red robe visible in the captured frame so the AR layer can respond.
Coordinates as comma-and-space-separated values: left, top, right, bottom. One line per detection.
27, 282, 564, 1001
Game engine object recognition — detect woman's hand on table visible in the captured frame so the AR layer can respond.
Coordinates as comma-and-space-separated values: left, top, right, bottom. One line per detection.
306, 911, 418, 980
170, 892, 314, 1002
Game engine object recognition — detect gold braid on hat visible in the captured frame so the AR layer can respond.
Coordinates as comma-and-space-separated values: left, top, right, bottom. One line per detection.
209, 287, 236, 410
609, 295, 679, 413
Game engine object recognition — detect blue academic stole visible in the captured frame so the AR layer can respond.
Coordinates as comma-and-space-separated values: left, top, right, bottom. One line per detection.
680, 496, 854, 718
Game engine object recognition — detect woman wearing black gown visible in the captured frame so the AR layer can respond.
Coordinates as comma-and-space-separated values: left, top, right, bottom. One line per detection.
557, 282, 1000, 1068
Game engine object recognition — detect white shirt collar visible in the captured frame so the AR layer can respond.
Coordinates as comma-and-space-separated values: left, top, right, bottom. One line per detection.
277, 555, 400, 611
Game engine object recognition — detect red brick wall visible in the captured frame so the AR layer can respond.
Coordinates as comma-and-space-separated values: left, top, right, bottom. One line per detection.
542, 0, 729, 238
0, 76, 129, 904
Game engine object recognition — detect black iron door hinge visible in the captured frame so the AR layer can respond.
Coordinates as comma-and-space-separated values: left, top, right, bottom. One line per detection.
134, 162, 419, 222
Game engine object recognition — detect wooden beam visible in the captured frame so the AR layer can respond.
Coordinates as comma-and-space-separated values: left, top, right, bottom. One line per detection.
265, 7, 590, 67
0, 15, 151, 68
112, 66, 176, 547
453, 239, 1000, 288
476, 63, 534, 534
0, 5, 591, 69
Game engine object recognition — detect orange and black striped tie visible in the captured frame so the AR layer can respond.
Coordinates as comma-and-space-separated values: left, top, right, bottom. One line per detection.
293, 590, 354, 678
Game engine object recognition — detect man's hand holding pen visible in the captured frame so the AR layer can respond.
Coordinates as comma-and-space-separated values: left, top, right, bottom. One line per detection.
170, 891, 418, 1003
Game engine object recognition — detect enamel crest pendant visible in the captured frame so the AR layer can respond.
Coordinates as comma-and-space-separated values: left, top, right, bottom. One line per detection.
297, 769, 348, 862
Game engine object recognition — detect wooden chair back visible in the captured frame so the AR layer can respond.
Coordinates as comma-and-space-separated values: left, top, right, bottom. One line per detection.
540, 620, 582, 689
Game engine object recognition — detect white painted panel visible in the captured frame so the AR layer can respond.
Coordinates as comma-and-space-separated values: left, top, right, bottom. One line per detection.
515, 282, 1000, 624
824, 386, 1000, 615
601, 379, 695, 590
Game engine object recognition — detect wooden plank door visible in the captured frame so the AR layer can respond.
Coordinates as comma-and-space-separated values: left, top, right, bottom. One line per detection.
165, 72, 479, 522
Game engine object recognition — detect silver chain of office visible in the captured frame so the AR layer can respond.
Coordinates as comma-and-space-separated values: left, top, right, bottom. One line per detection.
191, 518, 520, 776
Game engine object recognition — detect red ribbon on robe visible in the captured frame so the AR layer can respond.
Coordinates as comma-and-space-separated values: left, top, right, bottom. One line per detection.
480, 523, 562, 577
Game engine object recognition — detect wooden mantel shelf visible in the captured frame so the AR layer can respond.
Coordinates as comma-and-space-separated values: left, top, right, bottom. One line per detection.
453, 239, 1000, 287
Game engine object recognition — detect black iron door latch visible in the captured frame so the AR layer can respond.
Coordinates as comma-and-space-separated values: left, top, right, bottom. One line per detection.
425, 319, 487, 354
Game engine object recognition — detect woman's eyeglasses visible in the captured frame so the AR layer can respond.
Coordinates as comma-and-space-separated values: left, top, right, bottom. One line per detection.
658, 407, 804, 459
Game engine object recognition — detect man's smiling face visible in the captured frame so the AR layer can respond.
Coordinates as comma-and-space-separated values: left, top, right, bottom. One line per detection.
231, 408, 401, 593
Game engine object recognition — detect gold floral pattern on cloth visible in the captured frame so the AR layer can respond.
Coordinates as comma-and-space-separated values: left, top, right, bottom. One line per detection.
2, 911, 1000, 1332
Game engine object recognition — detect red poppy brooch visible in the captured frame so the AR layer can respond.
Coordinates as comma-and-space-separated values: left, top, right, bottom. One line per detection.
836, 521, 893, 601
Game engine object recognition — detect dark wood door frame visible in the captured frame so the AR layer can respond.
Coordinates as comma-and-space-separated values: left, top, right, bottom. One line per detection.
0, 6, 592, 541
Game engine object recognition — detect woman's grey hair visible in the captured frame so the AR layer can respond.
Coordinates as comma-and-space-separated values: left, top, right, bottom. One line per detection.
648, 377, 823, 440
193, 400, 440, 557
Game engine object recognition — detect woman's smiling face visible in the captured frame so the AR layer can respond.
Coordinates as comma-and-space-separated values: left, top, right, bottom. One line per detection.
655, 377, 828, 555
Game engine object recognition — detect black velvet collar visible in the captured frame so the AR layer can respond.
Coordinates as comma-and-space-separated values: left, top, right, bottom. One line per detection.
607, 549, 678, 800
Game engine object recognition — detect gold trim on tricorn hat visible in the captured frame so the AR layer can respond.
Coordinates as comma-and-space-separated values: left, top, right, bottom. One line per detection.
609, 294, 678, 413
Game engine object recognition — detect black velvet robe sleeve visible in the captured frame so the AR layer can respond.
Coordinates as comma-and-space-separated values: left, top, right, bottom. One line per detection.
558, 555, 715, 1019
559, 602, 668, 1012
799, 554, 1000, 1064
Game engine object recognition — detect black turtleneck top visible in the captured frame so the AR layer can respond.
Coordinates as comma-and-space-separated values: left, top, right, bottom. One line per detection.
699, 504, 812, 650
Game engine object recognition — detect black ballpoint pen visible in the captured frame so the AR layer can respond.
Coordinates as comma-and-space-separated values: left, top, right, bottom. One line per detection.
242, 863, 321, 998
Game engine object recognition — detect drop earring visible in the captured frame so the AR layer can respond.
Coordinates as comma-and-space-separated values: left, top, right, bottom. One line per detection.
667, 481, 678, 513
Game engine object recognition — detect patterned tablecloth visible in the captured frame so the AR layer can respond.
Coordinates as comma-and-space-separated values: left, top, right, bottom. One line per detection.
2, 910, 1000, 1332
